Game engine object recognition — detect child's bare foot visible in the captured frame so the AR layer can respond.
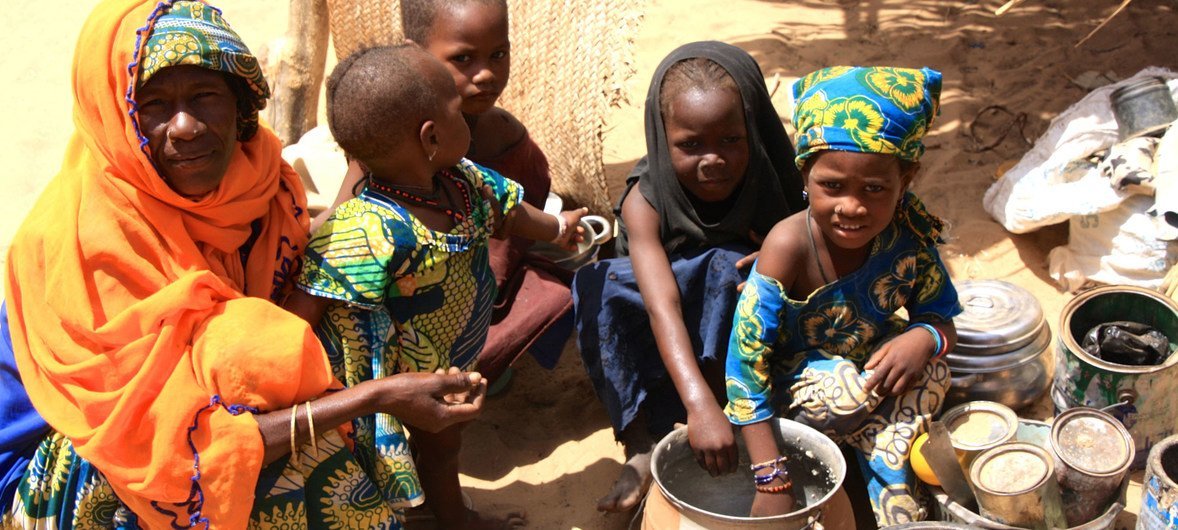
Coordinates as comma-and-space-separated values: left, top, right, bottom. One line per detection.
596, 450, 652, 512
465, 508, 527, 529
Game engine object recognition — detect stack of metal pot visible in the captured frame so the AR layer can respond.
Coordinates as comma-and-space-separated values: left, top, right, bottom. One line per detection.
943, 280, 1053, 410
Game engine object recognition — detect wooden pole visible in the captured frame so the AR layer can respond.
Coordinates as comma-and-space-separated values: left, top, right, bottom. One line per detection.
267, 0, 329, 146
1075, 0, 1134, 48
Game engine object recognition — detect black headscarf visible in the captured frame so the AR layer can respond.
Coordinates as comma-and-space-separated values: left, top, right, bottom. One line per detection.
615, 41, 805, 256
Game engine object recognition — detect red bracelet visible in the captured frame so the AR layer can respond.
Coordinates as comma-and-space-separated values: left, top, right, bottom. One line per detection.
756, 480, 793, 494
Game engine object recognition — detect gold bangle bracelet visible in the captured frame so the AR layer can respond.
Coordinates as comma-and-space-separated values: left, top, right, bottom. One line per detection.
305, 400, 318, 456
289, 403, 299, 465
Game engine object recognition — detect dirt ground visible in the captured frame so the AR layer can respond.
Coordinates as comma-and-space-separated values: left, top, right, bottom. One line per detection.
3, 0, 1178, 528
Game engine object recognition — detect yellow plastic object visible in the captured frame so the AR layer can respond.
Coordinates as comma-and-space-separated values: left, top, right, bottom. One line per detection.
911, 432, 940, 486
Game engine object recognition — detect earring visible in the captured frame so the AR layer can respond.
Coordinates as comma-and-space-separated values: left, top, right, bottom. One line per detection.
428, 147, 438, 162
801, 188, 808, 201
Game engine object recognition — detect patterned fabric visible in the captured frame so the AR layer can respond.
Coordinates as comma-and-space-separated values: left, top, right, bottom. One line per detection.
724, 194, 961, 525
5, 1, 324, 527
296, 159, 522, 508
792, 66, 942, 169
1, 430, 404, 530
574, 244, 751, 438
139, 0, 270, 140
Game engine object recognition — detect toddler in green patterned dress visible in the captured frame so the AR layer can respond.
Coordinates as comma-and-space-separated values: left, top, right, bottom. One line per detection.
283, 45, 585, 529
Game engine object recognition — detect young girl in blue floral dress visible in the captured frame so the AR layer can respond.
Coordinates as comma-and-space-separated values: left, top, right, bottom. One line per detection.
725, 66, 961, 525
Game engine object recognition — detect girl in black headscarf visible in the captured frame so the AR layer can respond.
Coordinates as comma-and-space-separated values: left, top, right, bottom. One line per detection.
573, 41, 805, 512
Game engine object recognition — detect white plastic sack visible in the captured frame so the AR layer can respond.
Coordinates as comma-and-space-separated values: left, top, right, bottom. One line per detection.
1048, 194, 1178, 292
984, 68, 1178, 233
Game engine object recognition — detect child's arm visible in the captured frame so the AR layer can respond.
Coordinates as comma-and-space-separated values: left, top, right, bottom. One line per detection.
622, 191, 738, 477
864, 319, 956, 396
282, 289, 333, 327
732, 221, 802, 516
865, 244, 961, 397
505, 201, 588, 248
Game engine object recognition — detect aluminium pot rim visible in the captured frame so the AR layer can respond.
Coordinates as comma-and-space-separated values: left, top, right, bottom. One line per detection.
650, 419, 846, 525
945, 324, 1051, 373
1059, 285, 1178, 374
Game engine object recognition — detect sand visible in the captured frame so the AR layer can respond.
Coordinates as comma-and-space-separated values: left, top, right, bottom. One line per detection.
3, 0, 1178, 528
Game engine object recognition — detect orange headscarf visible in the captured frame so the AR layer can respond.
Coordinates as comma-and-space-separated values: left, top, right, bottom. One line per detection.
3, 1, 334, 528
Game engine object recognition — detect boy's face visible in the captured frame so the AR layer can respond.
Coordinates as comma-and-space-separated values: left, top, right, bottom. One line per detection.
422, 2, 511, 116
423, 57, 473, 167
804, 150, 912, 250
663, 86, 749, 203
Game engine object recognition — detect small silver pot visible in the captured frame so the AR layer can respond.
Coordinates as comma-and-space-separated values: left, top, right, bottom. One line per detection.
945, 280, 1053, 410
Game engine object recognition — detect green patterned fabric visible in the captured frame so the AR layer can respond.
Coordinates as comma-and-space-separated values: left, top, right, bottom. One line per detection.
138, 0, 270, 140
295, 159, 522, 510
2, 430, 400, 530
792, 66, 941, 169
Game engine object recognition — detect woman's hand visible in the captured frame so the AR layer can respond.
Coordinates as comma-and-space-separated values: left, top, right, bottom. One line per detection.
373, 370, 486, 433
687, 403, 739, 477
864, 328, 936, 396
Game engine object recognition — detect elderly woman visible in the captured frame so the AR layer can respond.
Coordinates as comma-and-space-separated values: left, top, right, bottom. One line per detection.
0, 1, 484, 528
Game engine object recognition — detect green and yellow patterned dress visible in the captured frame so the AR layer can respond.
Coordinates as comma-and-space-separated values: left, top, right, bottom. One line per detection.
294, 159, 522, 512
724, 194, 962, 526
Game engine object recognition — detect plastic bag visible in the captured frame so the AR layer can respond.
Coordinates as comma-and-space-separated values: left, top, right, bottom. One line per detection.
1081, 321, 1171, 366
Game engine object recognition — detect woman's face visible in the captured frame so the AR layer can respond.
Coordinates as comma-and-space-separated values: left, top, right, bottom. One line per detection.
421, 2, 511, 116
805, 150, 911, 250
664, 86, 749, 203
136, 65, 238, 199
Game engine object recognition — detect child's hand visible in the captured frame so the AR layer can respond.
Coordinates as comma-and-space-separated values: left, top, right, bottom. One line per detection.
687, 404, 739, 477
481, 185, 509, 239
735, 230, 765, 292
864, 329, 936, 396
551, 207, 589, 250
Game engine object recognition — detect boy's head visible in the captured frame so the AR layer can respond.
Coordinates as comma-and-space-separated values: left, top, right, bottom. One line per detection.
658, 57, 749, 203
402, 0, 510, 116
326, 45, 470, 170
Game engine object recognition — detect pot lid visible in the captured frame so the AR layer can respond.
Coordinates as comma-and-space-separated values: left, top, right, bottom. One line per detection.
1051, 408, 1133, 476
953, 280, 1045, 355
972, 443, 1052, 494
944, 324, 1050, 372
943, 402, 1018, 450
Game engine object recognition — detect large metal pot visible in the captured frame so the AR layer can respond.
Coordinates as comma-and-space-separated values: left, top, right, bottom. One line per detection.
1052, 285, 1178, 469
647, 418, 846, 529
944, 280, 1053, 410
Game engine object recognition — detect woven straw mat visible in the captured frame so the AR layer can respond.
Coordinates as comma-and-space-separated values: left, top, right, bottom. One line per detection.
324, 0, 645, 216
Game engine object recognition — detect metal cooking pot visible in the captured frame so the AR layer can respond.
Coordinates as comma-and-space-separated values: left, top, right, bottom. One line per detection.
944, 280, 1053, 410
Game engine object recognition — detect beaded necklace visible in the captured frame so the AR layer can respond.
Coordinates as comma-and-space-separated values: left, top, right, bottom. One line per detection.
367, 169, 473, 224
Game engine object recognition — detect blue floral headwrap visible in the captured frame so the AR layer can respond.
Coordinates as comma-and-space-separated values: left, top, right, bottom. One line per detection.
792, 66, 941, 169
137, 0, 270, 140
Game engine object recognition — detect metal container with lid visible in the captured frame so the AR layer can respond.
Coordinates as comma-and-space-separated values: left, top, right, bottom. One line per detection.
941, 401, 1019, 477
970, 443, 1057, 528
1111, 77, 1177, 140
945, 280, 1053, 410
1051, 407, 1135, 526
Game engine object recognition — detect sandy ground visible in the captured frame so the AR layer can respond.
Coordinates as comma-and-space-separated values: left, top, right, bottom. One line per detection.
3, 0, 1178, 528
